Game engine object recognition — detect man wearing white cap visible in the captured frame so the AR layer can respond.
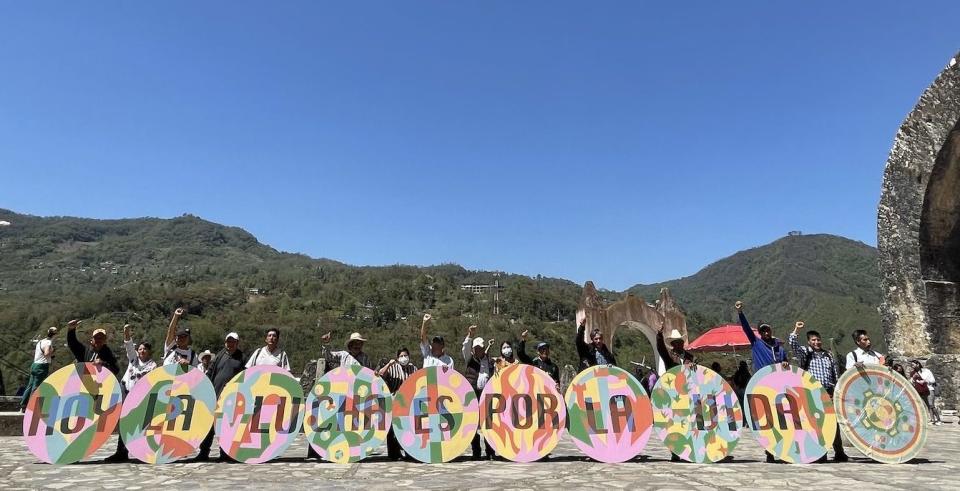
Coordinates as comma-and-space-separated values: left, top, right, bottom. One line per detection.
320, 331, 372, 368
461, 324, 495, 460
197, 331, 245, 462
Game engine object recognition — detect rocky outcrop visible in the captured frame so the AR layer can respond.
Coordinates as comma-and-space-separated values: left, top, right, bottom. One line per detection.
878, 51, 960, 408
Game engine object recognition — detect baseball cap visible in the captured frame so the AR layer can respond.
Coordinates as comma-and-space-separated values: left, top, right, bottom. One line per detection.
432, 335, 445, 344
536, 342, 550, 351
225, 332, 239, 341
472, 337, 485, 348
176, 327, 190, 337
92, 328, 107, 337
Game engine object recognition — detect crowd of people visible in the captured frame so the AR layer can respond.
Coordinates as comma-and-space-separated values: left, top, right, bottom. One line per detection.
15, 302, 950, 464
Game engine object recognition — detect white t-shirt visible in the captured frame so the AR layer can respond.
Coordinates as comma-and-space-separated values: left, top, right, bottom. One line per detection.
34, 338, 53, 364
163, 341, 199, 368
920, 368, 937, 388
123, 340, 158, 391
845, 347, 884, 370
246, 346, 290, 371
420, 342, 454, 368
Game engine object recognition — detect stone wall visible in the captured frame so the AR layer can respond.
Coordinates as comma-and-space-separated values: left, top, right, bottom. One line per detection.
878, 51, 960, 409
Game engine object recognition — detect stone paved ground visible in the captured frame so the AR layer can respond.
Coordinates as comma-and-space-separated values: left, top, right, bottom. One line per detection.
2, 426, 959, 490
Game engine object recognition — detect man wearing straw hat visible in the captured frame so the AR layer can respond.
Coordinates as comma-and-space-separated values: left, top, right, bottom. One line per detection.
655, 323, 691, 370
320, 331, 372, 369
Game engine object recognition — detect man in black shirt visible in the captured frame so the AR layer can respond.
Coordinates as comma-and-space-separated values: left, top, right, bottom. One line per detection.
65, 319, 124, 462
575, 319, 616, 369
196, 332, 245, 462
517, 330, 560, 388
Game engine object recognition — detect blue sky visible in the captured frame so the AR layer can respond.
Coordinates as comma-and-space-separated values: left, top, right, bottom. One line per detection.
1, 2, 958, 290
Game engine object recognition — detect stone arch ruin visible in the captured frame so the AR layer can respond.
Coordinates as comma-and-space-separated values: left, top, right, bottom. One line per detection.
575, 281, 688, 374
878, 51, 960, 409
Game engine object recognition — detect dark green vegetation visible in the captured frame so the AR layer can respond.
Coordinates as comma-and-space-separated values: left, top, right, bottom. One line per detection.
0, 209, 881, 393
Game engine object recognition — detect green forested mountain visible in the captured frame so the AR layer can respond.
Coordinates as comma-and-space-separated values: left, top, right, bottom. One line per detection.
628, 234, 882, 354
0, 209, 881, 393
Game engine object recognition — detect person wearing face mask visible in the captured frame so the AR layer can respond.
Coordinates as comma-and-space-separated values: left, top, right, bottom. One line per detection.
494, 340, 519, 373
575, 318, 617, 369
460, 325, 495, 460
377, 347, 418, 460
320, 331, 372, 369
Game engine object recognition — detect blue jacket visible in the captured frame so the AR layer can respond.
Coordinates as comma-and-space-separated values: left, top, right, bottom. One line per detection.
738, 311, 787, 372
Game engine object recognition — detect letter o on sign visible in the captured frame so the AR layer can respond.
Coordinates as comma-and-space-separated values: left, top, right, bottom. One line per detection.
480, 364, 565, 462
391, 366, 479, 463
23, 363, 123, 464
119, 365, 216, 464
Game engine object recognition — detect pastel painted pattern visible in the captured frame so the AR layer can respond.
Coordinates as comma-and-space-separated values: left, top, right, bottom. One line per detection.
216, 365, 305, 464
564, 365, 653, 463
480, 364, 565, 462
743, 365, 836, 463
305, 365, 391, 463
119, 364, 216, 464
391, 366, 479, 463
834, 366, 927, 464
22, 363, 123, 465
651, 365, 742, 463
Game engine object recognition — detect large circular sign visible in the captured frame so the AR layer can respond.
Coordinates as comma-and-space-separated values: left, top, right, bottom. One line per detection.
479, 364, 565, 462
216, 365, 305, 463
22, 363, 123, 464
651, 364, 743, 463
119, 364, 216, 463
744, 364, 837, 463
834, 365, 927, 464
304, 365, 392, 463
391, 366, 479, 463
564, 365, 653, 463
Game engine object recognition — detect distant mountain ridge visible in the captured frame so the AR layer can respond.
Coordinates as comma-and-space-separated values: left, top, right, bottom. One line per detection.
0, 209, 881, 392
628, 234, 882, 351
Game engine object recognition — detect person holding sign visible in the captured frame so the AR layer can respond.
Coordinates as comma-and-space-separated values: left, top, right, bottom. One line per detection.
735, 301, 788, 463
65, 319, 125, 462
462, 325, 495, 460
656, 322, 692, 370
320, 331, 373, 369
845, 329, 885, 370
197, 332, 245, 462
377, 347, 417, 460
517, 330, 560, 386
788, 321, 848, 462
575, 318, 616, 369
246, 327, 290, 371
735, 302, 788, 372
20, 326, 57, 413
163, 308, 199, 368
121, 324, 157, 392
420, 314, 454, 368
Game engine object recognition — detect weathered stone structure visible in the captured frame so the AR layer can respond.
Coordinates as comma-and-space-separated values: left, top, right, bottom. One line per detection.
576, 282, 688, 374
878, 52, 960, 409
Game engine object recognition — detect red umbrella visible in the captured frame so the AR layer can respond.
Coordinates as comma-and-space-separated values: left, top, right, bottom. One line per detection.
686, 324, 759, 353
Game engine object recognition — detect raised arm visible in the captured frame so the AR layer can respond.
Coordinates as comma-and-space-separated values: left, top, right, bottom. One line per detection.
517, 330, 533, 364
735, 301, 757, 344
164, 307, 185, 349
123, 324, 137, 362
575, 319, 589, 356
655, 323, 673, 363
788, 322, 806, 364
66, 320, 85, 362
420, 313, 431, 345
461, 325, 476, 362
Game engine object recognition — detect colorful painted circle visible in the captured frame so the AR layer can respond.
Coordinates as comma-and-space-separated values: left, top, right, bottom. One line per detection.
304, 365, 393, 463
651, 364, 743, 463
215, 365, 305, 463
119, 364, 216, 463
834, 365, 927, 464
743, 364, 837, 463
391, 366, 479, 463
22, 363, 123, 464
479, 364, 565, 462
564, 365, 653, 463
